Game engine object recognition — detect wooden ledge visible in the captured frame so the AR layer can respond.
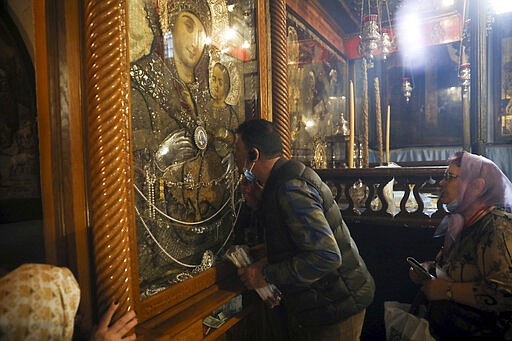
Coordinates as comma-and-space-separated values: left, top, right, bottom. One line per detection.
137, 276, 247, 340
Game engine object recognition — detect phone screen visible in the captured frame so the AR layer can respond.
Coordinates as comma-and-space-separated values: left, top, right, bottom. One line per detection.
407, 257, 434, 280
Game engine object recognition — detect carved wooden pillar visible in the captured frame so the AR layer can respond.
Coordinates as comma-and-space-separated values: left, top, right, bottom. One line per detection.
84, 0, 135, 318
469, 0, 488, 155
362, 58, 369, 167
270, 0, 291, 158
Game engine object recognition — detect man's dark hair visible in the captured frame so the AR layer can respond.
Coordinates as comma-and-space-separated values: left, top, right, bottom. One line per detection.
236, 119, 283, 159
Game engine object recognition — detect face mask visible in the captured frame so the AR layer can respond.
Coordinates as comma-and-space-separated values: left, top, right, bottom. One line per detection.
243, 161, 257, 183
446, 200, 458, 212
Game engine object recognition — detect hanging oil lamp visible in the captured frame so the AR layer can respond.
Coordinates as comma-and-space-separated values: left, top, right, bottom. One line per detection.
360, 14, 381, 67
459, 63, 471, 93
380, 28, 393, 60
402, 77, 413, 103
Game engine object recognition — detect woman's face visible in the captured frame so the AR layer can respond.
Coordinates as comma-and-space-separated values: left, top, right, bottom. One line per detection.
211, 65, 228, 101
439, 163, 461, 204
173, 11, 206, 68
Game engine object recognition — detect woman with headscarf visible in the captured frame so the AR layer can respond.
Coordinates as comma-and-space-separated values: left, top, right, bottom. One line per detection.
409, 151, 512, 339
0, 263, 136, 340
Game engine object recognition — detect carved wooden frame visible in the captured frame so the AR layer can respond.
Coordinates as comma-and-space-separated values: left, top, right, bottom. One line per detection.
83, 0, 272, 325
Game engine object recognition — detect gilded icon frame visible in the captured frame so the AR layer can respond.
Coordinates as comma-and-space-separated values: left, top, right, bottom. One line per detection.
83, 0, 268, 325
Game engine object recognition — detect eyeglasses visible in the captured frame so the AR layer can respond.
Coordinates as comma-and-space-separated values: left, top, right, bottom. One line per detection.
443, 171, 459, 182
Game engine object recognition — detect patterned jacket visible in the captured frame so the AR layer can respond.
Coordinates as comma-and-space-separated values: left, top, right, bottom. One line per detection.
437, 207, 512, 312
260, 158, 375, 327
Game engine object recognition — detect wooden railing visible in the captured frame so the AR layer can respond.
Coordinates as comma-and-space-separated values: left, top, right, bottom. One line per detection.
316, 166, 448, 229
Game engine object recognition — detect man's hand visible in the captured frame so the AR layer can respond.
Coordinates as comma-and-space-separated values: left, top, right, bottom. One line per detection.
93, 302, 137, 341
237, 260, 268, 289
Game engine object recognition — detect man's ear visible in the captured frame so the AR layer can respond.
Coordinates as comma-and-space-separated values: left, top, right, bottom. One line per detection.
248, 148, 258, 161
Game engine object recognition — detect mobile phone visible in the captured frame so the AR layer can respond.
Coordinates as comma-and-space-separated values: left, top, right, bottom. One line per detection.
407, 257, 434, 280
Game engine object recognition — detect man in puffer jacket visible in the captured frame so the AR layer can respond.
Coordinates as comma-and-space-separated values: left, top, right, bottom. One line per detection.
235, 119, 375, 341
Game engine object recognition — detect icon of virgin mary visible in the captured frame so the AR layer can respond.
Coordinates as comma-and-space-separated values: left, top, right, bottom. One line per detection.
129, 0, 237, 295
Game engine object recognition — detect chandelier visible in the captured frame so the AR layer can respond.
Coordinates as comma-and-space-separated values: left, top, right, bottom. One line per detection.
360, 14, 380, 63
359, 0, 395, 68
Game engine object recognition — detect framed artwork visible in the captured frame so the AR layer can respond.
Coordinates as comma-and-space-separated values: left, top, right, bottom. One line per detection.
84, 0, 264, 325
495, 12, 512, 140
286, 12, 349, 168
0, 1, 40, 223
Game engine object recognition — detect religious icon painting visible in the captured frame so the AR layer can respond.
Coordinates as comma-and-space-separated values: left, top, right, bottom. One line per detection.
0, 5, 40, 222
495, 13, 512, 140
286, 12, 348, 168
127, 0, 260, 300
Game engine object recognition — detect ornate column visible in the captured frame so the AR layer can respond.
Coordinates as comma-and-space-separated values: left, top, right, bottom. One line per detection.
270, 0, 291, 158
374, 77, 383, 165
84, 0, 135, 319
469, 0, 488, 154
362, 58, 369, 167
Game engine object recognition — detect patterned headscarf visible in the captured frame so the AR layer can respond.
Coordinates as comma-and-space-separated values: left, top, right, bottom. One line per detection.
0, 264, 80, 340
435, 151, 512, 248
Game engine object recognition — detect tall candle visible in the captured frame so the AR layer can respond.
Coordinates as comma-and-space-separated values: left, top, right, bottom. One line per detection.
349, 81, 355, 168
386, 105, 390, 164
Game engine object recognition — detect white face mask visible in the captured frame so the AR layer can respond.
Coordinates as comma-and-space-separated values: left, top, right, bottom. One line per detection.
446, 199, 459, 212
242, 160, 256, 182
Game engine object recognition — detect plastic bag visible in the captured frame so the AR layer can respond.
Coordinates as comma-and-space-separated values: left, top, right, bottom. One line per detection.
384, 301, 435, 341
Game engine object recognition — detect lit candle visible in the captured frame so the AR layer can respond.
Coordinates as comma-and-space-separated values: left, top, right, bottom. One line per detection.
349, 81, 355, 168
386, 105, 390, 164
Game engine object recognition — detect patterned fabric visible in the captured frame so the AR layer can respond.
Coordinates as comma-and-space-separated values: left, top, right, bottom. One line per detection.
437, 207, 512, 312
269, 179, 342, 285
428, 299, 512, 339
0, 264, 80, 340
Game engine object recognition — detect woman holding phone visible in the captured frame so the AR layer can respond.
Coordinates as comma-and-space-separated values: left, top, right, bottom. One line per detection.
409, 151, 512, 339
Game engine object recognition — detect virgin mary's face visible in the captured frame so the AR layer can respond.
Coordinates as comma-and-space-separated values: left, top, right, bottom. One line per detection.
173, 11, 206, 69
